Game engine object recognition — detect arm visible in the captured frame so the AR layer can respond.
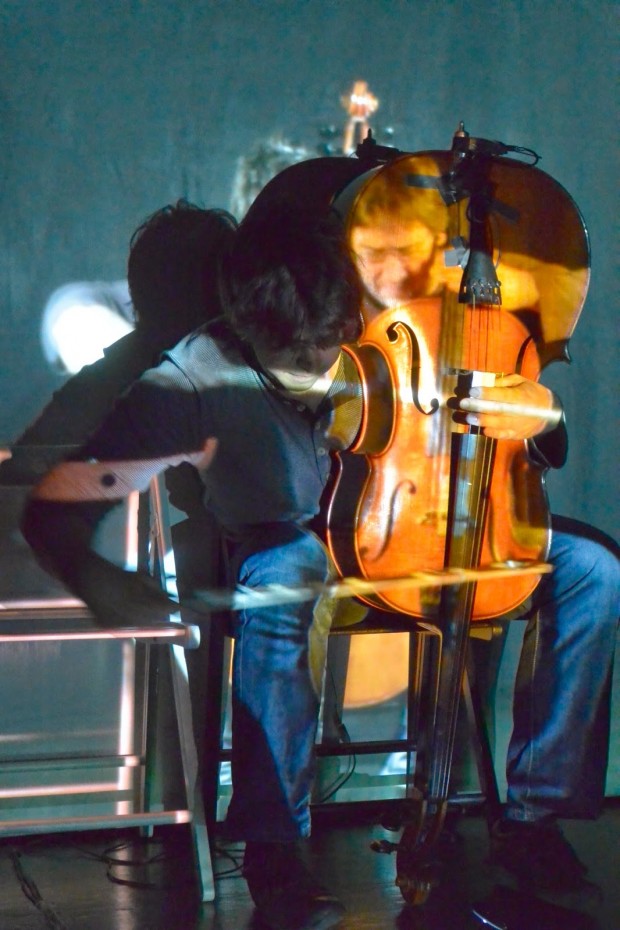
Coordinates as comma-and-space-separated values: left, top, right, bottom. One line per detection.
22, 497, 176, 627
0, 332, 162, 485
21, 367, 216, 627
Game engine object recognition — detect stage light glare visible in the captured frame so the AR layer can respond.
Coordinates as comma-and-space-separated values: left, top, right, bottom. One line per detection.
49, 302, 133, 373
41, 281, 133, 374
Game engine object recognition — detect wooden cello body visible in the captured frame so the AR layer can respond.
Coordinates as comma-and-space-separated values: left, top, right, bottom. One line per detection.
327, 143, 589, 623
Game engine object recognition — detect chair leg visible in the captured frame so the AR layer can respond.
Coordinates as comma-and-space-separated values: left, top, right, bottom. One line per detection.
201, 615, 230, 834
461, 651, 502, 829
320, 635, 351, 744
168, 643, 215, 902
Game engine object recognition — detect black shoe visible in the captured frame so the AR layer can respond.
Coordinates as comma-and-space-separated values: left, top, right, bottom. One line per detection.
489, 817, 590, 894
243, 841, 345, 930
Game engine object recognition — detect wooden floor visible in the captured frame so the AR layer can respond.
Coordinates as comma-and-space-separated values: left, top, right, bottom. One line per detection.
0, 802, 618, 930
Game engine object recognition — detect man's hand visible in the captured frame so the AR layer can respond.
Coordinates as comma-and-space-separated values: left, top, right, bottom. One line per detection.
459, 374, 561, 440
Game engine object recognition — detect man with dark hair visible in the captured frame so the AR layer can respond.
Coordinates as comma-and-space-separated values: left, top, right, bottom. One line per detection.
127, 200, 236, 339
22, 207, 364, 930
1, 201, 235, 483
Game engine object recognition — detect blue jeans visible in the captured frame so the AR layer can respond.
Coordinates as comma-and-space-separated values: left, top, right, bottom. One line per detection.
223, 523, 331, 842
221, 518, 619, 840
506, 516, 620, 821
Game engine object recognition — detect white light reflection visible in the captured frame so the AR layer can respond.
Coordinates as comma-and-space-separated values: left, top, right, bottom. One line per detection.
41, 280, 133, 375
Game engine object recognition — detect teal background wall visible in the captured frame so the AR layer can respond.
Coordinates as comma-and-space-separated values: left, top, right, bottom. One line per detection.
0, 1, 618, 788
1, 0, 617, 538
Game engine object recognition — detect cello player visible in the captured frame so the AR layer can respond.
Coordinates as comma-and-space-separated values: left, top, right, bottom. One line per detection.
346, 155, 620, 893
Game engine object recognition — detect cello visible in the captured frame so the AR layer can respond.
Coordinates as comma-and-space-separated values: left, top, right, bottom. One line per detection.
326, 126, 590, 901
320, 80, 416, 709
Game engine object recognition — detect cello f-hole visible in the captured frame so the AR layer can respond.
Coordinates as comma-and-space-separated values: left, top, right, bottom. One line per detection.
386, 320, 440, 417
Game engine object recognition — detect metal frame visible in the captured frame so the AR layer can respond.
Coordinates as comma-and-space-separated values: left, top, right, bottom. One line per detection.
0, 483, 214, 902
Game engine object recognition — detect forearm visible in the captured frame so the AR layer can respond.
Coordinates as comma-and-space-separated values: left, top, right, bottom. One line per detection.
21, 496, 176, 627
22, 496, 111, 591
18, 365, 216, 625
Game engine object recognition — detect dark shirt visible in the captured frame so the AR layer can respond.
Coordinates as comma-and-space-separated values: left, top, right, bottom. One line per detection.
74, 320, 362, 533
0, 328, 168, 485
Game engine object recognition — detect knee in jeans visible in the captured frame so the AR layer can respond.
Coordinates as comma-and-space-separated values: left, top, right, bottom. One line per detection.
562, 536, 619, 591
586, 545, 620, 597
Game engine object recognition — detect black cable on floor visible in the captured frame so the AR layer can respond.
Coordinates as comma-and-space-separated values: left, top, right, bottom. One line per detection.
9, 847, 69, 930
316, 671, 357, 803
97, 837, 193, 891
213, 843, 245, 879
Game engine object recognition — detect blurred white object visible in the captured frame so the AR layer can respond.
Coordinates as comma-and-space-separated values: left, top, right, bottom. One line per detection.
41, 280, 134, 374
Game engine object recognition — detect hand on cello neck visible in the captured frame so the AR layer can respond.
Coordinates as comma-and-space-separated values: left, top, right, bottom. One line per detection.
457, 373, 562, 440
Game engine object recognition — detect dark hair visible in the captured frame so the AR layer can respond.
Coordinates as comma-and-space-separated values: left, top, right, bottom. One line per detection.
222, 206, 363, 351
127, 200, 237, 339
